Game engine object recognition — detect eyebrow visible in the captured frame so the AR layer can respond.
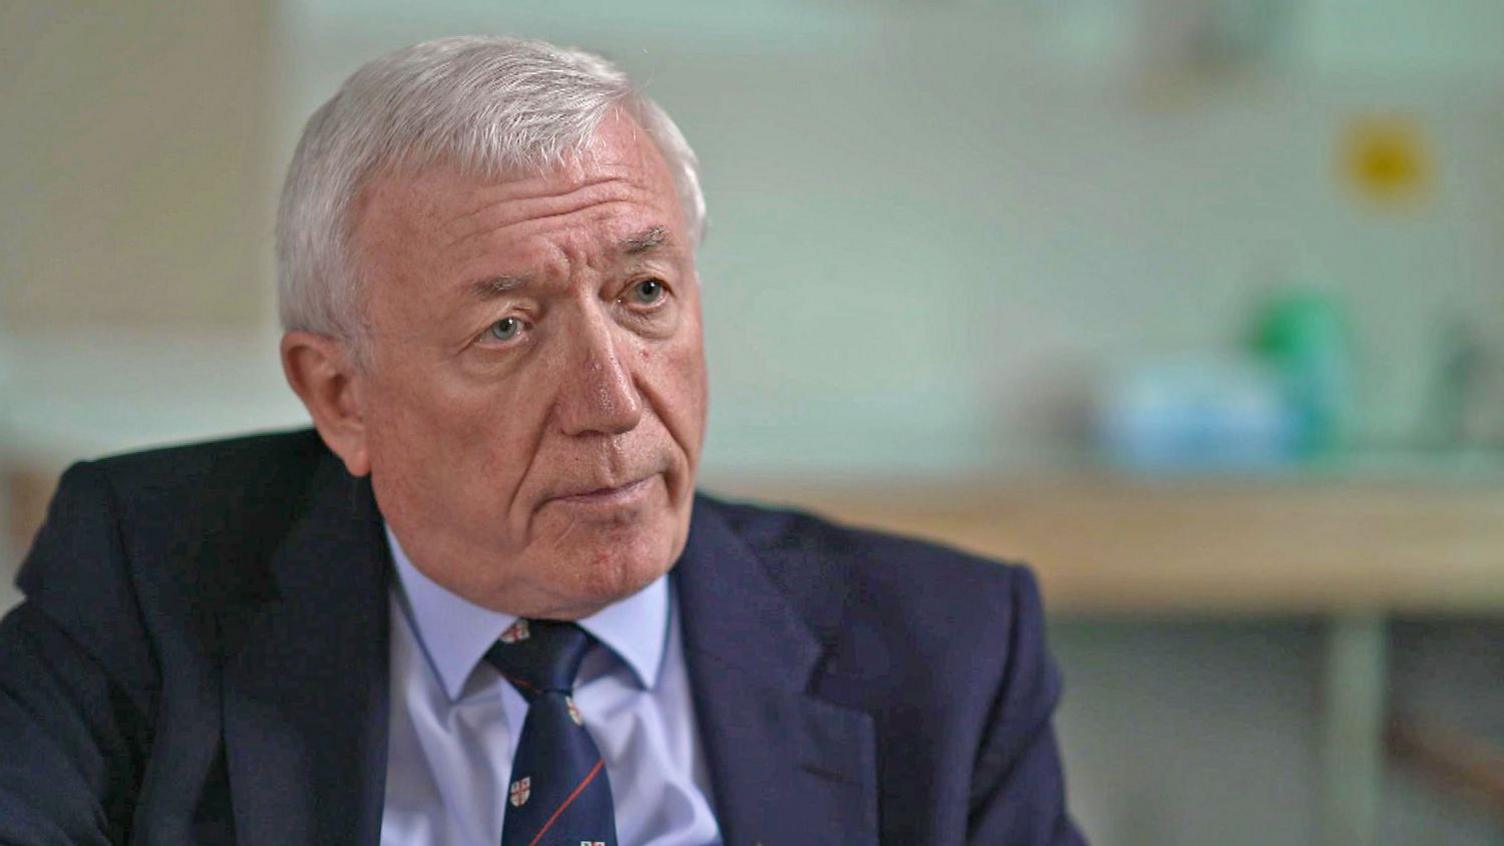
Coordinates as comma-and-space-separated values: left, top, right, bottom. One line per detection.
468, 274, 530, 301
620, 226, 670, 255
464, 226, 673, 301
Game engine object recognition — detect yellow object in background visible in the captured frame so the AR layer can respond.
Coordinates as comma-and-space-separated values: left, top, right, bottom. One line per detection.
1340, 114, 1433, 209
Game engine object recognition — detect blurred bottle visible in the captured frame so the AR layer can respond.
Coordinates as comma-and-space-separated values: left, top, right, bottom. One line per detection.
1249, 289, 1353, 458
1422, 313, 1504, 450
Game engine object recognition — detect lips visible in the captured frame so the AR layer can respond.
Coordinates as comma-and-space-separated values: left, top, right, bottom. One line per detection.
551, 475, 655, 505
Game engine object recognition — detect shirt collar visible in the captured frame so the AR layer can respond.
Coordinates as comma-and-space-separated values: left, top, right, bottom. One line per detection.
386, 524, 668, 702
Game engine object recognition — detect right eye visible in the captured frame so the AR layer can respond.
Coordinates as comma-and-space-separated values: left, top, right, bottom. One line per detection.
486, 316, 524, 343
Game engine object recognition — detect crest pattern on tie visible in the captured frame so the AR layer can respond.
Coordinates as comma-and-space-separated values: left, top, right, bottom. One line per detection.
485, 620, 617, 846
509, 777, 531, 808
500, 619, 530, 644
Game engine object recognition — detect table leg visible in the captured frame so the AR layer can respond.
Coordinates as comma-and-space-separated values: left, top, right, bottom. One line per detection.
1320, 612, 1387, 846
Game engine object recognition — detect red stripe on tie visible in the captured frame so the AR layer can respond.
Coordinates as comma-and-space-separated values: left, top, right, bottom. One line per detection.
526, 758, 605, 846
502, 673, 537, 694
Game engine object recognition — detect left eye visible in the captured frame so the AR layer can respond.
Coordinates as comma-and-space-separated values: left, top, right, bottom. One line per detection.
486, 316, 524, 342
628, 278, 666, 305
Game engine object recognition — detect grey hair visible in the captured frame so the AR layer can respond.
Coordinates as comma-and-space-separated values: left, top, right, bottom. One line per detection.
275, 35, 705, 343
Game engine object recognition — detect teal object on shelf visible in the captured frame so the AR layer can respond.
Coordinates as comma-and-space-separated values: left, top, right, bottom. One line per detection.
1250, 290, 1353, 457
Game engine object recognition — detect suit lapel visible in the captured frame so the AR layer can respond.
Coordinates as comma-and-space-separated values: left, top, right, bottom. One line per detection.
220, 456, 391, 846
675, 498, 878, 846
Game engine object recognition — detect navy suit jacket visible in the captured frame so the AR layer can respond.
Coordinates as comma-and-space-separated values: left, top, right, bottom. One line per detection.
0, 429, 1084, 845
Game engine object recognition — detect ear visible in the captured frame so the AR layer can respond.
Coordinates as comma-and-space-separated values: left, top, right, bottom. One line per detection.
280, 331, 372, 477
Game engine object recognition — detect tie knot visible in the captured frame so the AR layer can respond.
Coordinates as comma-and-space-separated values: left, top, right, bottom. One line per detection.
482, 619, 594, 702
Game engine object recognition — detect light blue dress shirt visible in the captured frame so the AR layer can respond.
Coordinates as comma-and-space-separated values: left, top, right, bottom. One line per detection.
380, 527, 721, 845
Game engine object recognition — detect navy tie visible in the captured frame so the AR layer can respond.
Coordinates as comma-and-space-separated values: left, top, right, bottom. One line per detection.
484, 619, 618, 846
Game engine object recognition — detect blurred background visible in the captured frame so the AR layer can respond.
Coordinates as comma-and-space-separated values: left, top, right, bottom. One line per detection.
3, 1, 1503, 843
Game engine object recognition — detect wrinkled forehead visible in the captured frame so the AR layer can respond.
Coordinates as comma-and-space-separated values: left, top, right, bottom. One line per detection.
345, 126, 689, 333
352, 109, 680, 248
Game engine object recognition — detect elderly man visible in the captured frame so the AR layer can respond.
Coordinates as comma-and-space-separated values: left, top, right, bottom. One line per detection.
0, 36, 1084, 846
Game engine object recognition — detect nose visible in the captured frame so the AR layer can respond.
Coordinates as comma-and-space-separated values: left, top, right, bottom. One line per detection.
552, 305, 644, 437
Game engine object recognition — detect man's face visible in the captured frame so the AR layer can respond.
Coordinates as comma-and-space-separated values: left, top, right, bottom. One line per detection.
348, 108, 707, 619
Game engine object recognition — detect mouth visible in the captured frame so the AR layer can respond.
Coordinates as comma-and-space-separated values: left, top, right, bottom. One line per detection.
550, 475, 656, 508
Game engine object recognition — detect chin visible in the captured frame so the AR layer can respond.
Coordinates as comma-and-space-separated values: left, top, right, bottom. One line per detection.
545, 520, 678, 616
531, 482, 688, 605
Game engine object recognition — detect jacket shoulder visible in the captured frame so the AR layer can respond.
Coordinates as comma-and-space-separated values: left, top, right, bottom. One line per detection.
695, 492, 1036, 646
80, 428, 331, 558
89, 427, 329, 496
693, 494, 1071, 842
16, 429, 334, 688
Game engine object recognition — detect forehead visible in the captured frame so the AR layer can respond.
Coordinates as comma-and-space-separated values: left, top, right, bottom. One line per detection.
352, 109, 684, 270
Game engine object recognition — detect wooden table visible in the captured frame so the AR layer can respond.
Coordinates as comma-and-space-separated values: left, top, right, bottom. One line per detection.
705, 475, 1504, 617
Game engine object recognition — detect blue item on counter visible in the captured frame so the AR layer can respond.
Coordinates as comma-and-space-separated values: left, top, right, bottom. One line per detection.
1095, 355, 1300, 473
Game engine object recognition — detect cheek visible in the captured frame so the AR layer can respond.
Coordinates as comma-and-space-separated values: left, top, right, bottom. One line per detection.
643, 332, 708, 453
365, 367, 541, 509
